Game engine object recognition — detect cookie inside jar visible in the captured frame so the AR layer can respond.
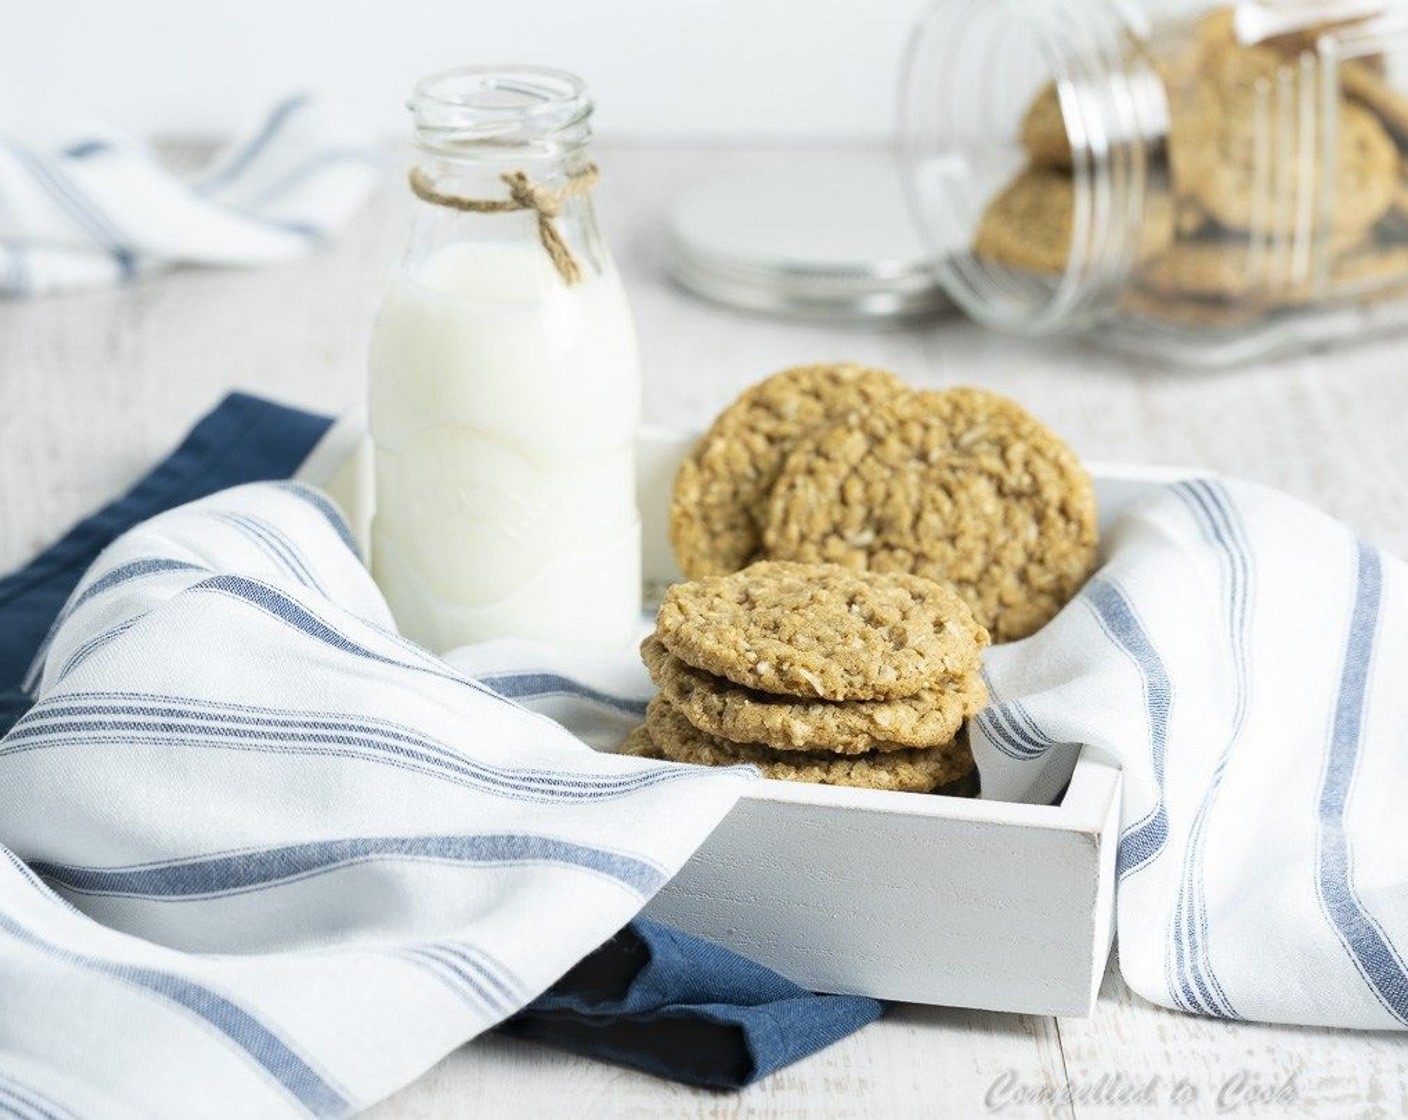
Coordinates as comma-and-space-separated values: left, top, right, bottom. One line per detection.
900, 0, 1408, 363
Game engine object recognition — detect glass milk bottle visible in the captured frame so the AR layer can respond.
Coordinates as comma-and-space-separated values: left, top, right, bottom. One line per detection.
369, 67, 641, 653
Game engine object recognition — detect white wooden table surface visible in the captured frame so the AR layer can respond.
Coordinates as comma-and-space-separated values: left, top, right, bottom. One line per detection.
3, 145, 1407, 1119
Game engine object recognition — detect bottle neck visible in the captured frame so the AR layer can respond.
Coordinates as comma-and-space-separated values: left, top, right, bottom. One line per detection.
901, 0, 1168, 333
402, 67, 609, 286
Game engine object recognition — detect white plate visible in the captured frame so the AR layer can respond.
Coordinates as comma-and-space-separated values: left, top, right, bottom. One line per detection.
300, 415, 1187, 1015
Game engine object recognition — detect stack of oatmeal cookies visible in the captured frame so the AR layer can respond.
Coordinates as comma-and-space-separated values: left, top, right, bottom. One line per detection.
623, 562, 989, 794
623, 363, 1099, 794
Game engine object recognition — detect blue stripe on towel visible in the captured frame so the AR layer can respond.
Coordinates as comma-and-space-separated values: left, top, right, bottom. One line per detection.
972, 667, 1083, 765
2, 243, 28, 297
7, 692, 696, 803
196, 572, 429, 665
398, 942, 522, 1016
24, 559, 207, 693
1316, 542, 1408, 1025
2, 847, 79, 916
1163, 479, 1249, 1019
195, 94, 311, 196
8, 146, 134, 279
0, 1073, 82, 1120
0, 1084, 52, 1120
399, 947, 502, 1014
55, 617, 143, 682
192, 573, 670, 738
972, 673, 1036, 761
31, 833, 666, 900
975, 702, 1046, 760
0, 912, 349, 1117
1086, 577, 1174, 879
478, 672, 648, 717
191, 573, 523, 706
239, 149, 380, 212
213, 512, 327, 594
270, 482, 360, 557
62, 139, 111, 160
449, 942, 524, 1005
68, 559, 207, 617
438, 943, 521, 1009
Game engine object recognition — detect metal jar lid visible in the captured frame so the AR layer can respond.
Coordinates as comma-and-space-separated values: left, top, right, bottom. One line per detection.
664, 153, 952, 324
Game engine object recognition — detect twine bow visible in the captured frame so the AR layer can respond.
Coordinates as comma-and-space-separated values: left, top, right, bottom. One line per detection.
408, 164, 600, 286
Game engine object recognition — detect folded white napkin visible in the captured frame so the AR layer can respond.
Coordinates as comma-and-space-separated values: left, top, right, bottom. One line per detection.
973, 476, 1408, 1031
0, 482, 753, 1117
0, 95, 379, 296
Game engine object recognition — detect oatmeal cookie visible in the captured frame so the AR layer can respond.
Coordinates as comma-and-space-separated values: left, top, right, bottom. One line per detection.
1174, 46, 1397, 241
1330, 243, 1408, 303
654, 560, 988, 701
1134, 237, 1362, 302
1020, 82, 1071, 169
617, 722, 665, 759
641, 634, 988, 753
1120, 288, 1274, 329
669, 364, 906, 580
764, 388, 1097, 643
973, 166, 1173, 275
643, 698, 976, 793
1342, 59, 1408, 150
1139, 241, 1267, 300
972, 167, 1075, 275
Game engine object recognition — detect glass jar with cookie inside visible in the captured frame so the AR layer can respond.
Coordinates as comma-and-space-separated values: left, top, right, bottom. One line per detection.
900, 1, 1408, 365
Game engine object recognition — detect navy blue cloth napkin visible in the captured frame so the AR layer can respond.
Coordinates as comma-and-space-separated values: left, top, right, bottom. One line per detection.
0, 391, 883, 1090
0, 392, 332, 733
507, 919, 884, 1088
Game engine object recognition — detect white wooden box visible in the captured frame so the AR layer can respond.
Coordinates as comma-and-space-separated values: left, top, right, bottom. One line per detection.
298, 418, 1171, 1017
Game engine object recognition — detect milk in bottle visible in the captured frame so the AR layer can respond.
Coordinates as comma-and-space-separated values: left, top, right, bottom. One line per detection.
369, 68, 641, 653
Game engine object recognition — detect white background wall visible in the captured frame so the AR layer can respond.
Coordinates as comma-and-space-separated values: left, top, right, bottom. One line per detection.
0, 1, 928, 142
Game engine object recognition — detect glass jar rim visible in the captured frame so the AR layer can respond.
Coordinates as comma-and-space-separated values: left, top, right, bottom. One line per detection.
410, 66, 593, 149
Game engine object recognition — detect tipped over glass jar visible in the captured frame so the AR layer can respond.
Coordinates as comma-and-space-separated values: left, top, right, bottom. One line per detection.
900, 1, 1408, 365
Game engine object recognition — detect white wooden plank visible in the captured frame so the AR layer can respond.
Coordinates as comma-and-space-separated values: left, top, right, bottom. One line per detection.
1054, 960, 1408, 1119
362, 1003, 1076, 1120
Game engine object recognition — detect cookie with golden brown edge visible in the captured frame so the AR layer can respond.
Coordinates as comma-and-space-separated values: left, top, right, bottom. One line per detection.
618, 723, 665, 759
654, 560, 988, 702
1120, 287, 1272, 329
1173, 45, 1397, 241
640, 634, 988, 754
669, 364, 906, 580
972, 166, 1174, 276
1020, 82, 1071, 169
972, 167, 1076, 275
764, 388, 1097, 643
1342, 59, 1408, 150
642, 698, 976, 793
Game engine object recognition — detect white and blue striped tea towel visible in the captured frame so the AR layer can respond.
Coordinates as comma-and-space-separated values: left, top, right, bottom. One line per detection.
0, 95, 378, 296
972, 476, 1408, 1031
0, 481, 756, 1118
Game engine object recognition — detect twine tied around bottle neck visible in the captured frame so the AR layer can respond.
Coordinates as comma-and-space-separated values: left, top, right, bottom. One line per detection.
408, 163, 599, 286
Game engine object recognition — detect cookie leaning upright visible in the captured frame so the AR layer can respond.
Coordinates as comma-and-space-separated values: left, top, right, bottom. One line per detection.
764, 387, 1098, 643
669, 364, 905, 579
654, 560, 989, 701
